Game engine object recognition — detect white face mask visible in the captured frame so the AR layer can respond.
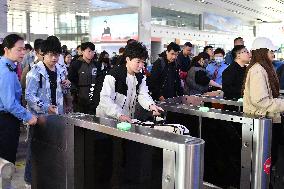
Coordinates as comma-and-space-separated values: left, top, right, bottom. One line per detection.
215, 57, 224, 64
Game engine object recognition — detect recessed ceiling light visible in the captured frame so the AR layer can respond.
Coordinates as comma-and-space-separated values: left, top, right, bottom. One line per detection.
73, 2, 76, 4
177, 15, 181, 18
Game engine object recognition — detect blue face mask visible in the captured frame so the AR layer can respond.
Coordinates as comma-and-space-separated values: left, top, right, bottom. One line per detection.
215, 57, 224, 65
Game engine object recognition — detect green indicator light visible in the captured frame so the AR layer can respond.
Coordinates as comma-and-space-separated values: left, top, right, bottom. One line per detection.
117, 122, 132, 131
238, 98, 243, 102
199, 107, 209, 112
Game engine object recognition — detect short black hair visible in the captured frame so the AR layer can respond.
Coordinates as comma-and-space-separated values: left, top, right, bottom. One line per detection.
41, 39, 62, 54
81, 42, 95, 51
34, 39, 43, 52
203, 45, 213, 52
76, 45, 81, 50
0, 44, 4, 56
119, 47, 125, 54
127, 39, 136, 45
167, 42, 181, 52
124, 41, 148, 61
232, 45, 246, 60
198, 52, 210, 60
25, 44, 33, 51
2, 34, 24, 49
234, 37, 243, 43
184, 42, 193, 47
214, 48, 225, 56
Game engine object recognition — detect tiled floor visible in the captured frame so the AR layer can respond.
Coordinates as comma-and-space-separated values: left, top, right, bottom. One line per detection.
11, 128, 28, 189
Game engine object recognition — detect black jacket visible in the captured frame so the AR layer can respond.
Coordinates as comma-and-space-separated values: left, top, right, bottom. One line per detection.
149, 56, 183, 101
222, 61, 246, 100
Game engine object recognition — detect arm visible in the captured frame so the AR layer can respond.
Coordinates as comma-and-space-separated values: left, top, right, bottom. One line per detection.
248, 68, 284, 113
209, 80, 222, 88
222, 69, 239, 97
98, 75, 124, 119
149, 60, 162, 100
68, 61, 79, 93
25, 71, 50, 114
138, 76, 155, 110
0, 73, 32, 122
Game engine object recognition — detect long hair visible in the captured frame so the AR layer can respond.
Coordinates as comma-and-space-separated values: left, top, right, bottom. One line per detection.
242, 48, 279, 98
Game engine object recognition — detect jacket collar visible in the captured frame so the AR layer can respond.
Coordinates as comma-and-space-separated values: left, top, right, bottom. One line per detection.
36, 61, 65, 78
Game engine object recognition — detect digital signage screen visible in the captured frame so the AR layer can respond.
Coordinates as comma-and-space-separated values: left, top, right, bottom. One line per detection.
90, 13, 138, 42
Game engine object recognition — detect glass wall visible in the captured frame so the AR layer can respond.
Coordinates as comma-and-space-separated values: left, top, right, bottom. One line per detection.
7, 10, 89, 46
151, 7, 200, 29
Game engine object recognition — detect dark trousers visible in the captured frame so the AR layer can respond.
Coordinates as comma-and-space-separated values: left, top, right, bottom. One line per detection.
0, 112, 20, 164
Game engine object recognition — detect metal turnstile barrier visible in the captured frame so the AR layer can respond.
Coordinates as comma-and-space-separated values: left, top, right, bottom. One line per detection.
31, 114, 204, 189
162, 95, 243, 111
0, 158, 14, 189
158, 97, 272, 189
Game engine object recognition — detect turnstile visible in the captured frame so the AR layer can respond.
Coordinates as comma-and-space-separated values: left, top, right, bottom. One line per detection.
0, 158, 14, 189
31, 114, 204, 189
158, 96, 272, 189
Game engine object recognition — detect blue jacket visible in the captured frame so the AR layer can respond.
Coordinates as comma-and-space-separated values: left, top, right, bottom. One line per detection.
0, 57, 32, 121
206, 61, 228, 85
25, 61, 68, 116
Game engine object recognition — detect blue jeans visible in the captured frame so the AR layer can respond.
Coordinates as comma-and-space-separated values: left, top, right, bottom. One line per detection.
24, 127, 33, 184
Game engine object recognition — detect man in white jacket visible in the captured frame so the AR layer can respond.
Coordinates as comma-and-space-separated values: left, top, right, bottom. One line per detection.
96, 41, 163, 122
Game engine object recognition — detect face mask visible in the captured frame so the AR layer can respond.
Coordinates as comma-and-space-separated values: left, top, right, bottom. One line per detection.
215, 57, 224, 65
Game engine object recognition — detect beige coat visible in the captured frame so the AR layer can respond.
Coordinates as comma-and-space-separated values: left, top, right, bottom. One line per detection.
243, 63, 284, 122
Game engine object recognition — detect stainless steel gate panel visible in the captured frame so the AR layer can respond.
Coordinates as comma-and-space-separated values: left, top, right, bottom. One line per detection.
32, 114, 205, 189
158, 101, 272, 189
162, 95, 243, 108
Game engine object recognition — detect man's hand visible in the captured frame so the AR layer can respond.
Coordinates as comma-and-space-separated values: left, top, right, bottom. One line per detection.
119, 115, 132, 123
27, 115, 37, 126
159, 96, 165, 101
61, 79, 71, 88
149, 104, 164, 116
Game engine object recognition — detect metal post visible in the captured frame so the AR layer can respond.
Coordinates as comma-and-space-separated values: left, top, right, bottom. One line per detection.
162, 149, 175, 189
251, 119, 272, 189
0, 158, 15, 189
240, 123, 254, 188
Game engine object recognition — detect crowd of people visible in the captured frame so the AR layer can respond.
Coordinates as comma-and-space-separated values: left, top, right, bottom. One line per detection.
0, 33, 284, 188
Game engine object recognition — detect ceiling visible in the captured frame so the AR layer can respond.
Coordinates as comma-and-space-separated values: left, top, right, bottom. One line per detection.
2, 0, 284, 23
150, 0, 284, 23
3, 0, 128, 13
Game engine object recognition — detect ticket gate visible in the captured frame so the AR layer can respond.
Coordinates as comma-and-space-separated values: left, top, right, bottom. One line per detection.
0, 158, 14, 189
158, 96, 272, 189
31, 114, 204, 189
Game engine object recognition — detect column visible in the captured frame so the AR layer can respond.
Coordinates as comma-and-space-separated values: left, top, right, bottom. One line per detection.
0, 0, 8, 39
138, 0, 151, 62
26, 12, 31, 43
